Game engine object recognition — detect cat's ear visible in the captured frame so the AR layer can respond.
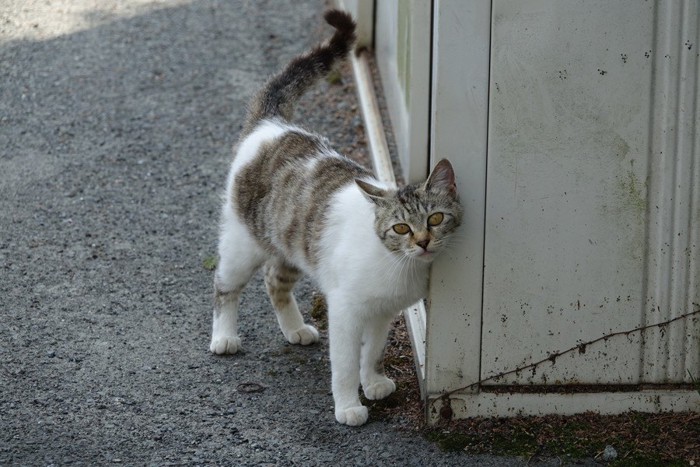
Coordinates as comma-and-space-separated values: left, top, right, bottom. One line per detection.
356, 179, 390, 205
425, 159, 457, 197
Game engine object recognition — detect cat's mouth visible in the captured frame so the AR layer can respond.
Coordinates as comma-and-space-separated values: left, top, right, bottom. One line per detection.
414, 250, 435, 262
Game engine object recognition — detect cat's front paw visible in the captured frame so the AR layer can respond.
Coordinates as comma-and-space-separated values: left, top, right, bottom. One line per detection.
285, 324, 319, 346
335, 405, 369, 426
209, 336, 242, 354
363, 377, 396, 400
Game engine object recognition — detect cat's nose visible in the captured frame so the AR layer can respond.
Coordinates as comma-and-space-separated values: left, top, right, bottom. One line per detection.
416, 239, 430, 251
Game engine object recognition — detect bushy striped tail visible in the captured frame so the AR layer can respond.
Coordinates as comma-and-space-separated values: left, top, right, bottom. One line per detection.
243, 9, 356, 134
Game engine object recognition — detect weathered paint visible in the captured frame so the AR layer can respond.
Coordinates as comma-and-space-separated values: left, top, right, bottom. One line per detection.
481, 0, 700, 387
643, 0, 700, 384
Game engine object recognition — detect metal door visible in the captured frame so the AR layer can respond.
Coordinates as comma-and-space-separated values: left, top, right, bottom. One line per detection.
481, 0, 699, 387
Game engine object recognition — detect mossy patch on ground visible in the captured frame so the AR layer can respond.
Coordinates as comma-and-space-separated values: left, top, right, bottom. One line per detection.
421, 410, 699, 465
375, 316, 699, 465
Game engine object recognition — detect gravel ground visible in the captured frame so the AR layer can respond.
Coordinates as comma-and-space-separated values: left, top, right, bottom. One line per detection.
0, 1, 526, 465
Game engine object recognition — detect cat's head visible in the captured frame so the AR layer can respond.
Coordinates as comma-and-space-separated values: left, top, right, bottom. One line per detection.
356, 159, 463, 263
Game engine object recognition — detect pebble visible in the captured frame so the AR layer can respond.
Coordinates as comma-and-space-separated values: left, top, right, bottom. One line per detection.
602, 445, 618, 462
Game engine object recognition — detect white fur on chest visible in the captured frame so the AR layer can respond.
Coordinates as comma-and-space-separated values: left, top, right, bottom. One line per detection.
316, 185, 429, 315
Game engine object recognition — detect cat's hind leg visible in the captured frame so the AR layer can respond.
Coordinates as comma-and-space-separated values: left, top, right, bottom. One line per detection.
263, 258, 319, 346
210, 210, 266, 355
360, 314, 396, 400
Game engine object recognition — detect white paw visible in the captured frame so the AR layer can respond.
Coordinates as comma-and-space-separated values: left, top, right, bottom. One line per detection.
335, 405, 369, 426
285, 324, 319, 346
209, 336, 241, 354
363, 377, 396, 400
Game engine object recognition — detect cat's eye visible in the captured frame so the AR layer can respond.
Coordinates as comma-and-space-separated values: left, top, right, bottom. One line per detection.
392, 223, 411, 235
427, 212, 444, 227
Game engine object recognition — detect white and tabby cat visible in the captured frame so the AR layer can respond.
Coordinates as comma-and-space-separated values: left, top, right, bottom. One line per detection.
210, 10, 463, 426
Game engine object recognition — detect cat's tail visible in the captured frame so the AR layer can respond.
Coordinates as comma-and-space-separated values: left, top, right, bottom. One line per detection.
243, 9, 356, 133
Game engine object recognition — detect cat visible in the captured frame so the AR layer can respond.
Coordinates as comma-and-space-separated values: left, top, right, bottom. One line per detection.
209, 9, 463, 426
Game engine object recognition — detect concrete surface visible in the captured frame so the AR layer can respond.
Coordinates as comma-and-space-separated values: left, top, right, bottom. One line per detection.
0, 1, 527, 464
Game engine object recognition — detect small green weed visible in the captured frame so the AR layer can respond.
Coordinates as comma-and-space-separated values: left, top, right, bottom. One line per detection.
325, 68, 342, 85
202, 255, 218, 271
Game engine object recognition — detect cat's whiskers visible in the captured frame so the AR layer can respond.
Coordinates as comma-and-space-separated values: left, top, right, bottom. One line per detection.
435, 232, 466, 255
385, 252, 408, 281
404, 254, 425, 293
399, 257, 417, 296
385, 252, 414, 296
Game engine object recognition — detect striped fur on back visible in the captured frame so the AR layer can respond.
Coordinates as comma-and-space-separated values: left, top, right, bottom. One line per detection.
236, 128, 371, 266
